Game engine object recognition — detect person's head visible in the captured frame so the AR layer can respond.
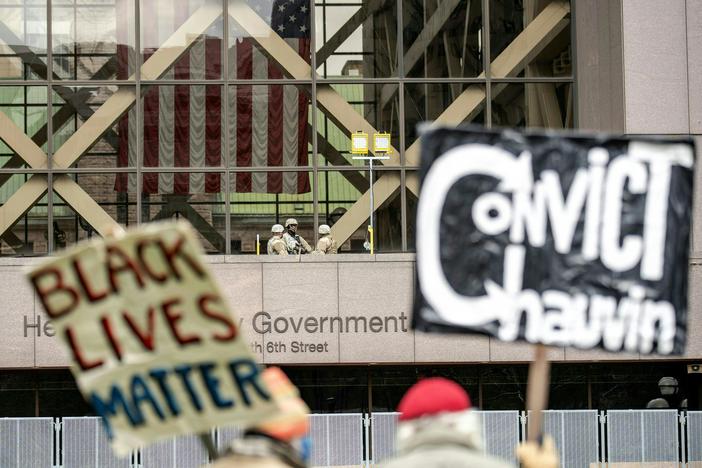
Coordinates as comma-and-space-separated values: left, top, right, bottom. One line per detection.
285, 218, 298, 234
318, 224, 331, 236
396, 377, 482, 450
271, 224, 284, 238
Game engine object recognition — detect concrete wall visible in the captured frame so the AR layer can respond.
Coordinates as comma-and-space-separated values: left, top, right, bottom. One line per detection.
2, 254, 700, 368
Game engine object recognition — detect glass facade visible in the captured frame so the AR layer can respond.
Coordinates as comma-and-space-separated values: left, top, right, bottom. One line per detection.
0, 0, 573, 255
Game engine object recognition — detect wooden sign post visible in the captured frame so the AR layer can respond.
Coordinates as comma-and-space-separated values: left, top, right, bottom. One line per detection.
526, 344, 551, 442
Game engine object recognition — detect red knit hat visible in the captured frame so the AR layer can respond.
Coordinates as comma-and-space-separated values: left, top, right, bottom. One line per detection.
397, 377, 471, 421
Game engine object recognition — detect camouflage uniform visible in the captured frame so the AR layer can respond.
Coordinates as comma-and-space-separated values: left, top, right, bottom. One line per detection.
283, 232, 312, 254
316, 235, 337, 254
268, 236, 288, 255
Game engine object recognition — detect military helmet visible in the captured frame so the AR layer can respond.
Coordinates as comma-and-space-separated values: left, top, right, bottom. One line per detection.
285, 218, 298, 227
318, 224, 331, 235
271, 224, 284, 233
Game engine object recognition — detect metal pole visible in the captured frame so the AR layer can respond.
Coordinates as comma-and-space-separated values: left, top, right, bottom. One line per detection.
369, 158, 374, 254
199, 432, 219, 461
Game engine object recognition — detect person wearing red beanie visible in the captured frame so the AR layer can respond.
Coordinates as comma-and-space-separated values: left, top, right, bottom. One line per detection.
381, 377, 513, 468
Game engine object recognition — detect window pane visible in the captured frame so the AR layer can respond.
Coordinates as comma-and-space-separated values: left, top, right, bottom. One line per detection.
404, 82, 485, 149
402, 0, 483, 78
406, 169, 416, 250
0, 174, 48, 256
52, 85, 134, 169
229, 170, 314, 254
489, 0, 571, 79
318, 169, 402, 252
227, 84, 312, 168
491, 82, 573, 129
317, 83, 400, 166
51, 172, 137, 250
142, 173, 226, 253
0, 4, 47, 80
52, 1, 135, 80
0, 85, 48, 167
316, 0, 398, 78
141, 0, 223, 80
228, 0, 310, 80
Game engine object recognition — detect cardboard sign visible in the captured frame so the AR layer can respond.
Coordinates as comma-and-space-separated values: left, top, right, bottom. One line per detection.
28, 222, 277, 455
414, 126, 695, 355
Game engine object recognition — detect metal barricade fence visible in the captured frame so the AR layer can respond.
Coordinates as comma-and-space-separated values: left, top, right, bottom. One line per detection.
140, 433, 207, 468
370, 412, 398, 465
688, 411, 702, 467
541, 410, 599, 468
480, 411, 521, 464
62, 417, 131, 468
4, 410, 702, 467
607, 409, 680, 465
308, 413, 364, 468
0, 417, 54, 468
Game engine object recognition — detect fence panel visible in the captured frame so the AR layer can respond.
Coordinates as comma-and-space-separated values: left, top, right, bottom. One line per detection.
0, 418, 53, 468
371, 412, 399, 464
481, 411, 520, 465
607, 410, 678, 464
63, 417, 129, 468
687, 411, 702, 467
541, 410, 599, 468
217, 425, 244, 452
308, 413, 363, 467
309, 414, 329, 467
141, 434, 207, 468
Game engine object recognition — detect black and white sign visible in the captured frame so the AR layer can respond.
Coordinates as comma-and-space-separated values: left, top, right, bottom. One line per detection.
413, 126, 695, 355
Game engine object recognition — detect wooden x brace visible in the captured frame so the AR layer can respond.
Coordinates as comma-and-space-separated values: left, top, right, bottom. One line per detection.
0, 3, 222, 237
228, 0, 570, 244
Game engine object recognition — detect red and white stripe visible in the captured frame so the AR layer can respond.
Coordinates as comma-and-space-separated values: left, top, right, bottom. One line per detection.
116, 0, 310, 195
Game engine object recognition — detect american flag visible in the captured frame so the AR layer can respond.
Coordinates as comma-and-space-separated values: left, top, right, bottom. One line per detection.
115, 0, 311, 194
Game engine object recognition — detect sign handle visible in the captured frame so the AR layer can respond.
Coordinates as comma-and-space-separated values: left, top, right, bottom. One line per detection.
199, 432, 219, 461
526, 344, 551, 442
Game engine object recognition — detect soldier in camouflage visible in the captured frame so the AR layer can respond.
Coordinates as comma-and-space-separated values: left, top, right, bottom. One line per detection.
267, 224, 288, 256
283, 218, 312, 254
315, 224, 337, 254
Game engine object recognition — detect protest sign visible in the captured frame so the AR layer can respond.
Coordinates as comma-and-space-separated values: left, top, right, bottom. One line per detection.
414, 126, 695, 355
28, 222, 277, 455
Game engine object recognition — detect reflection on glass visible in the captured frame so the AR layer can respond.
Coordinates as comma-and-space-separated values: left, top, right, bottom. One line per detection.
0, 174, 48, 256
228, 0, 311, 80
53, 173, 137, 247
0, 86, 48, 167
318, 169, 401, 252
229, 171, 314, 253
489, 0, 571, 78
142, 173, 226, 253
404, 82, 484, 148
0, 4, 47, 80
317, 83, 399, 166
402, 0, 482, 78
53, 85, 131, 168
491, 82, 573, 129
52, 0, 135, 80
315, 0, 397, 78
141, 0, 223, 80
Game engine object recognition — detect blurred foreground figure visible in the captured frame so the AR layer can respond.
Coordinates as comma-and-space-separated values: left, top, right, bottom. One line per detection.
212, 367, 310, 468
516, 437, 559, 468
381, 377, 512, 468
384, 377, 558, 468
